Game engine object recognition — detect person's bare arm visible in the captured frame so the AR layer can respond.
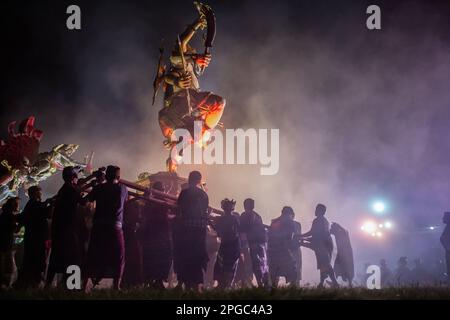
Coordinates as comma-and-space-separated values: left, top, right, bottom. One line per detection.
300, 229, 312, 238
301, 219, 317, 238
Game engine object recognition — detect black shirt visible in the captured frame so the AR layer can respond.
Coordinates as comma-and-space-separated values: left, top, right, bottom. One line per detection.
89, 182, 128, 227
177, 185, 209, 228
21, 199, 51, 244
0, 210, 19, 251
240, 210, 267, 244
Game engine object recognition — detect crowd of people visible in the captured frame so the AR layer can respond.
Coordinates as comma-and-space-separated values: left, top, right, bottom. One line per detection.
353, 213, 450, 288
0, 166, 449, 291
358, 254, 449, 288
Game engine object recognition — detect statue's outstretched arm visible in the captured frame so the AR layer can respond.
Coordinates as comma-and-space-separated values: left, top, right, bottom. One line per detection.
179, 16, 206, 53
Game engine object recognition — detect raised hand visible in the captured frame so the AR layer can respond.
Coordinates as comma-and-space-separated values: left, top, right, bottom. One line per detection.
195, 54, 211, 68
176, 73, 192, 89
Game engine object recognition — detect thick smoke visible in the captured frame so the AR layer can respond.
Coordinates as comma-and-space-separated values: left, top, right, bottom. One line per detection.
2, 0, 450, 283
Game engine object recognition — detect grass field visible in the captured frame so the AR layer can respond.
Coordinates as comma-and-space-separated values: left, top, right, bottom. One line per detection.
1, 286, 450, 300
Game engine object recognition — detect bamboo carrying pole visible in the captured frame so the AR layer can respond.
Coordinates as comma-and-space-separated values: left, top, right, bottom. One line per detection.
119, 178, 224, 216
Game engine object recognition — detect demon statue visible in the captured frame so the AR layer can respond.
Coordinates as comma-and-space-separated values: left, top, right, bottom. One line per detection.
153, 1, 226, 172
0, 116, 90, 203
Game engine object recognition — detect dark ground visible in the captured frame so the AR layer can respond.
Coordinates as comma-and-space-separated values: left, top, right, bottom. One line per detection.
1, 287, 450, 300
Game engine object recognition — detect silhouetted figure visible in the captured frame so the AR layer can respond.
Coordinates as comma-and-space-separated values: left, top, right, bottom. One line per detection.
360, 262, 372, 286
410, 258, 433, 286
204, 225, 220, 289
440, 212, 450, 283
380, 259, 392, 288
176, 171, 209, 291
268, 206, 298, 287
169, 182, 190, 288
16, 186, 52, 288
213, 199, 241, 289
233, 238, 253, 289
0, 197, 20, 288
301, 204, 338, 288
228, 210, 251, 289
141, 181, 172, 289
172, 214, 183, 288
288, 210, 302, 287
76, 201, 92, 269
330, 222, 354, 286
234, 211, 253, 289
46, 167, 86, 287
122, 197, 143, 288
393, 257, 411, 286
85, 165, 128, 290
240, 198, 269, 287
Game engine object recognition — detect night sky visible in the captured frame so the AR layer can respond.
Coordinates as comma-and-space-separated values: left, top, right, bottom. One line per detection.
2, 0, 450, 278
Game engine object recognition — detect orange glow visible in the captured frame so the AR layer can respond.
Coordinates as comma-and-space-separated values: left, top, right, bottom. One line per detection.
194, 127, 212, 148
167, 159, 177, 173
202, 130, 211, 143
162, 127, 173, 139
